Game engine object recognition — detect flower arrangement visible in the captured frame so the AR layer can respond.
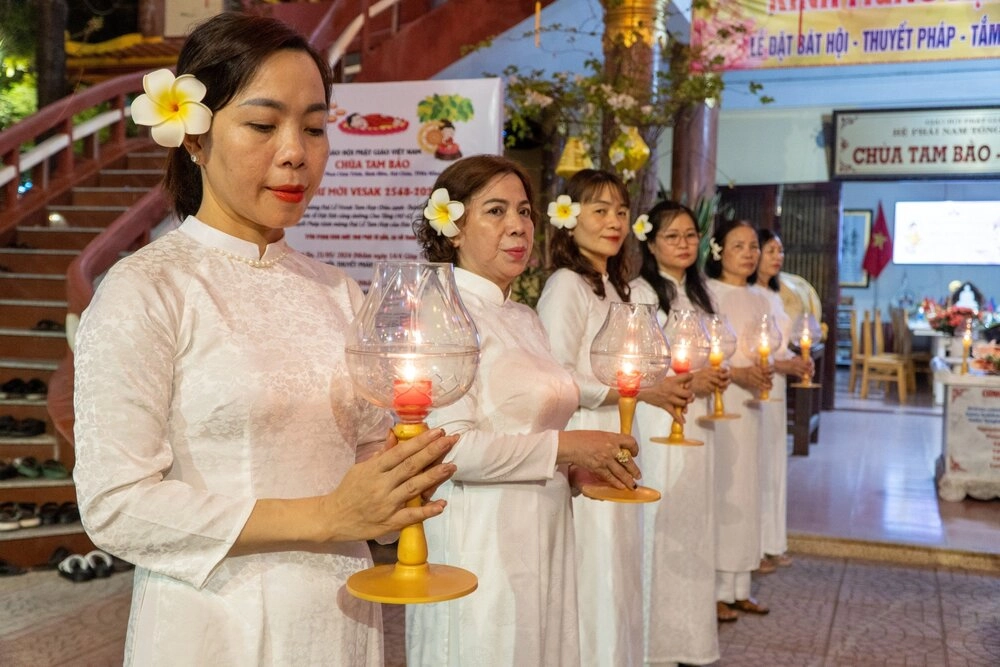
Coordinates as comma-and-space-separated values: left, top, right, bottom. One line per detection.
924, 300, 979, 336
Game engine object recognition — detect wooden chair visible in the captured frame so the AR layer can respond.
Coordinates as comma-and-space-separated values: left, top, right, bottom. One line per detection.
847, 309, 866, 393
859, 309, 910, 402
890, 307, 932, 388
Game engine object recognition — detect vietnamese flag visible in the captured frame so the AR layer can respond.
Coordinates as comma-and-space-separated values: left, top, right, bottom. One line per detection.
862, 202, 893, 279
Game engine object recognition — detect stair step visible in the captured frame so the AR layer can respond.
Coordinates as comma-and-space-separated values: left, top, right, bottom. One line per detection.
0, 328, 68, 360
41, 206, 127, 227
0, 400, 50, 422
0, 358, 60, 372
71, 186, 151, 207
0, 299, 67, 329
13, 227, 101, 251
0, 526, 93, 569
0, 249, 79, 274
0, 273, 66, 300
127, 152, 168, 170
98, 169, 163, 188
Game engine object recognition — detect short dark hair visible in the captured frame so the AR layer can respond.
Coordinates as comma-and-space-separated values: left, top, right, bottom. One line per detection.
414, 155, 537, 264
162, 12, 334, 221
638, 199, 715, 317
704, 218, 756, 282
549, 169, 633, 301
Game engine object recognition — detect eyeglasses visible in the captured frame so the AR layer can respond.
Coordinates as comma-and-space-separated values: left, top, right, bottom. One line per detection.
657, 232, 700, 247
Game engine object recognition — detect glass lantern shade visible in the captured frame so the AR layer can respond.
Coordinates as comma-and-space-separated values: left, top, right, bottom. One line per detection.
791, 313, 822, 351
346, 262, 480, 423
740, 313, 783, 362
590, 302, 671, 398
663, 309, 710, 374
703, 314, 738, 366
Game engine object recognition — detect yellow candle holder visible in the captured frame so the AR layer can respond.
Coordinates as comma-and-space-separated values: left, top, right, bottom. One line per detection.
346, 422, 479, 604
581, 396, 662, 503
702, 351, 740, 421
758, 347, 771, 401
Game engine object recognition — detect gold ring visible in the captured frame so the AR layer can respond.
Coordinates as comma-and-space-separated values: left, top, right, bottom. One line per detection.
615, 449, 631, 464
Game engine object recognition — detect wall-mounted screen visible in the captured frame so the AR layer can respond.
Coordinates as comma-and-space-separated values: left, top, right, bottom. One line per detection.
893, 201, 1000, 265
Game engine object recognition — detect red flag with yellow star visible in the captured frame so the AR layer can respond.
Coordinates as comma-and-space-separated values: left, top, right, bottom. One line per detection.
862, 202, 892, 279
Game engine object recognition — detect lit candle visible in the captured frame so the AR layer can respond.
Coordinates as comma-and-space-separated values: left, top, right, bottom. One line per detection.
616, 361, 642, 397
758, 338, 771, 400
709, 342, 724, 367
393, 361, 433, 420
672, 342, 691, 374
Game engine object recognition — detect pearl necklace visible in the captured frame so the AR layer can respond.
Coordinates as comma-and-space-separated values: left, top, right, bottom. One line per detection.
210, 247, 289, 268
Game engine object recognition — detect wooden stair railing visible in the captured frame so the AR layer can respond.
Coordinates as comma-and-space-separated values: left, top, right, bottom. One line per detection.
0, 71, 154, 237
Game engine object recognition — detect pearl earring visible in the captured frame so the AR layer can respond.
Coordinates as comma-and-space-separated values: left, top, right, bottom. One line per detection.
190, 154, 198, 164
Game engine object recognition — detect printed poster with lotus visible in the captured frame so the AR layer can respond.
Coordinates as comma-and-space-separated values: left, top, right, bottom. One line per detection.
287, 79, 503, 287
692, 0, 1000, 70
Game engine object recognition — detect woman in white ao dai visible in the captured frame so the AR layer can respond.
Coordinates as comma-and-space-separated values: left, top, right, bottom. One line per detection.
73, 13, 458, 665
405, 157, 639, 667
537, 171, 693, 667
631, 201, 730, 666
703, 220, 774, 617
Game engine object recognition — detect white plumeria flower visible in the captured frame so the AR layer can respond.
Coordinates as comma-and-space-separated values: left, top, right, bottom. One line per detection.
709, 237, 723, 261
424, 188, 464, 237
131, 69, 213, 148
621, 168, 636, 183
632, 214, 652, 241
547, 195, 580, 229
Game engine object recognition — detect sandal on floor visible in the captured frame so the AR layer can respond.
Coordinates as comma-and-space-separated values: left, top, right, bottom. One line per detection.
41, 459, 69, 479
757, 557, 776, 574
0, 558, 26, 576
771, 553, 793, 567
58, 554, 94, 583
716, 601, 739, 622
84, 550, 114, 578
729, 597, 770, 615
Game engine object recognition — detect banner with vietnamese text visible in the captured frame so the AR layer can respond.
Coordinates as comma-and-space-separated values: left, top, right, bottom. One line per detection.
692, 0, 1000, 70
286, 79, 503, 287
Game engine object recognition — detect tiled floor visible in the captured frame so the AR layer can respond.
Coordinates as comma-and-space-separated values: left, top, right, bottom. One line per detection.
2, 372, 998, 666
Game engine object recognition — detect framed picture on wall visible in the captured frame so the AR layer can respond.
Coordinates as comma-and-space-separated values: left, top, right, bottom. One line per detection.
839, 209, 871, 288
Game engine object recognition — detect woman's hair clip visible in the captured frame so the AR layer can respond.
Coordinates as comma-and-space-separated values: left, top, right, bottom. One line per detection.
131, 69, 213, 148
632, 214, 651, 241
709, 237, 723, 261
547, 195, 580, 230
424, 188, 464, 237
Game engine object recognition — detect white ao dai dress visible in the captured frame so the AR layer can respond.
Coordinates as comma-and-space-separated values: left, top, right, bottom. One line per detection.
536, 268, 644, 667
632, 276, 720, 666
707, 279, 771, 602
405, 268, 581, 667
73, 217, 390, 666
756, 285, 794, 558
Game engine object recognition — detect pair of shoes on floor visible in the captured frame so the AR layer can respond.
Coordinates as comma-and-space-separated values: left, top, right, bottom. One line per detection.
0, 418, 47, 438
0, 458, 67, 479
768, 552, 793, 567
716, 600, 739, 623
727, 597, 770, 615
57, 550, 114, 582
0, 377, 48, 400
0, 502, 41, 530
31, 319, 64, 332
0, 558, 26, 576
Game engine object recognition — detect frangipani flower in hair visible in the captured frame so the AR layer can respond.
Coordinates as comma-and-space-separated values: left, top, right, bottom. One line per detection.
424, 188, 464, 237
709, 237, 723, 261
632, 214, 652, 241
131, 69, 213, 148
547, 195, 580, 229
